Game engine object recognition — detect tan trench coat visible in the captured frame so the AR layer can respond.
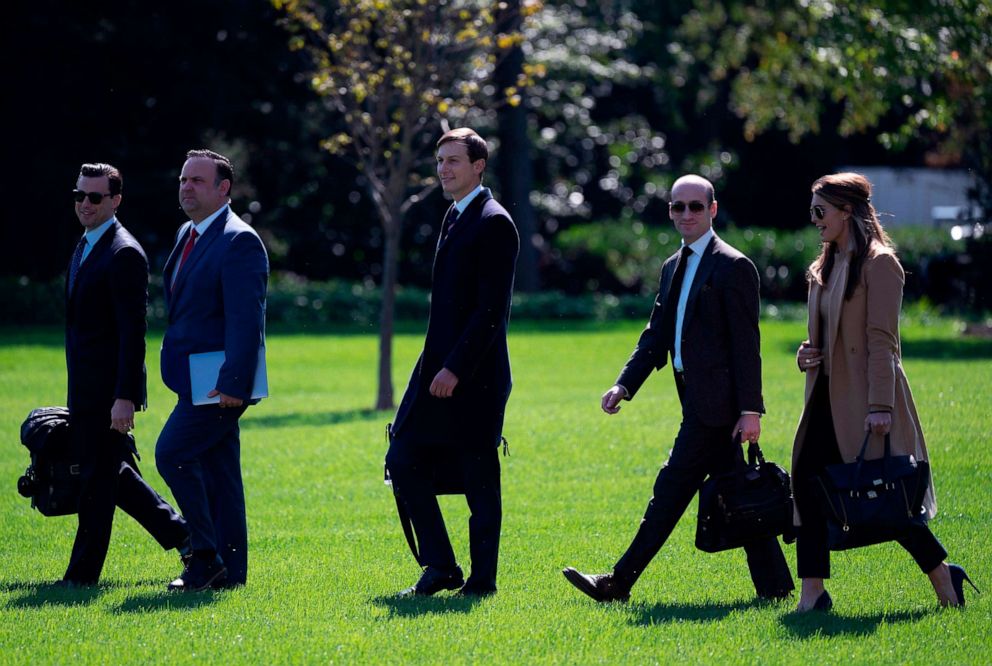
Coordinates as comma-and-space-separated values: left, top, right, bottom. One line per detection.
792, 245, 936, 523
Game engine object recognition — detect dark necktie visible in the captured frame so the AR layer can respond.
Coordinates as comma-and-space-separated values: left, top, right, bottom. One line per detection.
172, 228, 198, 285
442, 207, 460, 242
665, 245, 693, 339
68, 237, 87, 293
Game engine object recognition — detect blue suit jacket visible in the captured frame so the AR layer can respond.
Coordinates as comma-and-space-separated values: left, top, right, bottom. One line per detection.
161, 207, 268, 401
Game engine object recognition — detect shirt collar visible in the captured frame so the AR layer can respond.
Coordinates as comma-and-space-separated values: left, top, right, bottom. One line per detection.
191, 203, 229, 236
82, 216, 116, 247
682, 227, 715, 257
454, 184, 484, 215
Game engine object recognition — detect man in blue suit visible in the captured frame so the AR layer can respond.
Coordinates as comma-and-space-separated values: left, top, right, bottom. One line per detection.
156, 149, 268, 592
62, 162, 190, 586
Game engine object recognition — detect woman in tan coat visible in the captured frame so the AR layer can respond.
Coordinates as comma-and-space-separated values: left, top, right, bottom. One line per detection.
791, 173, 977, 612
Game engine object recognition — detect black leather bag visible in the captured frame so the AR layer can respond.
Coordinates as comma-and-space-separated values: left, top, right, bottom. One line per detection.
18, 406, 140, 517
384, 423, 507, 566
696, 436, 796, 553
815, 432, 930, 550
18, 407, 80, 516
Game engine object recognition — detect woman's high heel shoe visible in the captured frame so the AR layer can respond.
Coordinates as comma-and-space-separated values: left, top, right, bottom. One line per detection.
812, 590, 833, 611
948, 564, 980, 607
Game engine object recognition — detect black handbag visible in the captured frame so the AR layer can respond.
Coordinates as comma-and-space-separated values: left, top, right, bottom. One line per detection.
384, 423, 507, 566
814, 432, 930, 551
695, 436, 796, 553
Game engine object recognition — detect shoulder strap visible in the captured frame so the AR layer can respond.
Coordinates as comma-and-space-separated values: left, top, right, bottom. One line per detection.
384, 423, 423, 566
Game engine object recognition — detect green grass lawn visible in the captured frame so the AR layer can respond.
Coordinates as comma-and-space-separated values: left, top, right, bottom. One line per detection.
0, 320, 989, 664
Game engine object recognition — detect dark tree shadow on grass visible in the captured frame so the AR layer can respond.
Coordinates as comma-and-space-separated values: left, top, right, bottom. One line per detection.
627, 598, 773, 626
241, 408, 386, 430
779, 608, 929, 639
371, 593, 484, 618
110, 590, 223, 614
3, 582, 103, 608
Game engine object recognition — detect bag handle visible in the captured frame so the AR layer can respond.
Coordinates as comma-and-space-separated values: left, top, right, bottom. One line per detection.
853, 431, 893, 483
730, 432, 766, 467
384, 422, 424, 566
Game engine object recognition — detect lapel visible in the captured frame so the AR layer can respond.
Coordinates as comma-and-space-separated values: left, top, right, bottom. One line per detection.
436, 188, 492, 255
168, 207, 228, 302
681, 235, 718, 334
69, 221, 118, 301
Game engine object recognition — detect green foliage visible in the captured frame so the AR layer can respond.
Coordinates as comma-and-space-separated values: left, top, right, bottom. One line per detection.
0, 322, 989, 662
555, 221, 968, 302
674, 0, 992, 209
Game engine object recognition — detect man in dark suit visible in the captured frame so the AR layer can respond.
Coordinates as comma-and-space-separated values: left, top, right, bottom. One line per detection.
155, 149, 268, 592
386, 128, 520, 597
562, 174, 794, 602
62, 162, 190, 586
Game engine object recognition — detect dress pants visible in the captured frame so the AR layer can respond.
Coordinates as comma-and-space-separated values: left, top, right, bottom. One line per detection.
612, 393, 795, 597
155, 399, 249, 585
385, 421, 502, 589
64, 411, 189, 585
794, 375, 947, 579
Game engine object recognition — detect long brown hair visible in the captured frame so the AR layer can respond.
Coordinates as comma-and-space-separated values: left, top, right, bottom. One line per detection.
807, 172, 894, 300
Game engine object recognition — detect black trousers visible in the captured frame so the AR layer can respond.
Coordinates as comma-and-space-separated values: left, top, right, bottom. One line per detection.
612, 392, 795, 597
794, 375, 947, 579
385, 423, 502, 590
64, 412, 189, 584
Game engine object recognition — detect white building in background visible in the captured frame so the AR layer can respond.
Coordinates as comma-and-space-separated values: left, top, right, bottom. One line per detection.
839, 167, 981, 226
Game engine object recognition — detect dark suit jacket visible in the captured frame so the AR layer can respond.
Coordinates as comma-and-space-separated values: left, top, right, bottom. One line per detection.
393, 188, 520, 448
617, 233, 764, 426
65, 220, 148, 414
161, 207, 268, 401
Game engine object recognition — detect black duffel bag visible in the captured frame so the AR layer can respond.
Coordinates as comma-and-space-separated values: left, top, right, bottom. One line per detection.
18, 407, 80, 516
18, 406, 139, 517
696, 435, 796, 553
814, 431, 930, 551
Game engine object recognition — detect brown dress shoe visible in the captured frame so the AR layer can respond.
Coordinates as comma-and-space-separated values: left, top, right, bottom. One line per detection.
562, 567, 630, 602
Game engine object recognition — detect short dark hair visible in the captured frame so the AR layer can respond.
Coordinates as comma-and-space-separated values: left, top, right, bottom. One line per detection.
436, 128, 489, 164
79, 163, 122, 196
185, 149, 234, 195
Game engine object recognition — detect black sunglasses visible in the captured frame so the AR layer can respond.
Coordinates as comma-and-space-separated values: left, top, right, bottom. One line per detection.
810, 204, 826, 220
670, 201, 707, 213
73, 190, 114, 204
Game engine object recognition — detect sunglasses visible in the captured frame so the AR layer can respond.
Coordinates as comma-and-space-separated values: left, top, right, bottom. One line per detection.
810, 205, 826, 220
669, 201, 707, 213
73, 190, 114, 204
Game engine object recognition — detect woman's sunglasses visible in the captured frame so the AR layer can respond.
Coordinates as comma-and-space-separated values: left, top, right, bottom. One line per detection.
810, 205, 826, 220
73, 190, 114, 204
669, 201, 707, 213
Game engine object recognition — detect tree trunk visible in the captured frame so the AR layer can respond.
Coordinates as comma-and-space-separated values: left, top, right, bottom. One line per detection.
376, 215, 402, 410
495, 0, 540, 292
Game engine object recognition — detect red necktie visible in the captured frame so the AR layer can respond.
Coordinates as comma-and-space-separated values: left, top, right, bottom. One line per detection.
174, 228, 198, 281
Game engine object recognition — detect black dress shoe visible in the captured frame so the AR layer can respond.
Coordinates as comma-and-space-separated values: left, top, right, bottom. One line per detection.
397, 565, 464, 598
948, 563, 980, 607
168, 556, 228, 592
562, 567, 630, 602
457, 582, 497, 597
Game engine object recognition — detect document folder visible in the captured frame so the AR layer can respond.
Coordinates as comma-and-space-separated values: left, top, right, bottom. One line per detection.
189, 347, 268, 406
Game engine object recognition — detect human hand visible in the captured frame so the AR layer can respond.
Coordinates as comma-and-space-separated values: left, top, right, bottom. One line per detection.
110, 399, 135, 433
797, 340, 823, 372
429, 368, 459, 398
207, 389, 244, 408
601, 385, 626, 414
865, 411, 892, 435
735, 413, 761, 444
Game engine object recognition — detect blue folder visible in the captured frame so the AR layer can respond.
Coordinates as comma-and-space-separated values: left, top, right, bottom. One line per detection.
189, 347, 268, 406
